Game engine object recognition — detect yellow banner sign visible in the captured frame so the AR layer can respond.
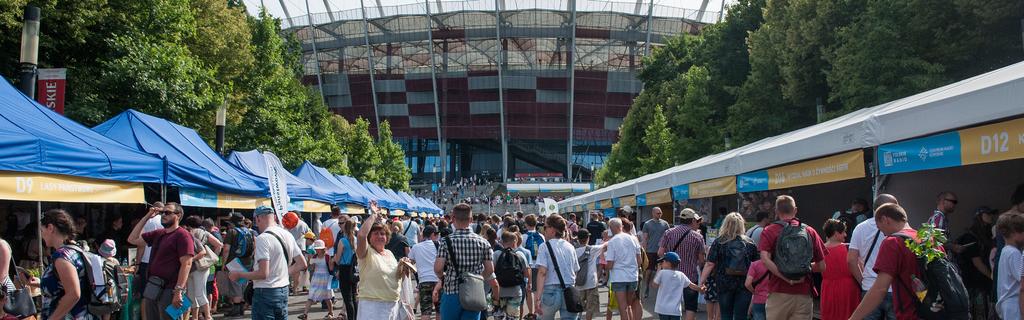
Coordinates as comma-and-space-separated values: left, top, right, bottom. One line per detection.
217, 193, 272, 209
618, 196, 636, 207
599, 199, 613, 210
644, 189, 672, 205
302, 200, 333, 213
960, 117, 1024, 166
689, 176, 737, 199
767, 150, 865, 189
0, 171, 145, 203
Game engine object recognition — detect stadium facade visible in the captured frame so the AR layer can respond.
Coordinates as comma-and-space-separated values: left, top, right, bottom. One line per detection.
284, 0, 717, 185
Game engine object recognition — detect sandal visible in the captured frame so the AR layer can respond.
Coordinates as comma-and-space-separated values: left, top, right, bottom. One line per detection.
322, 313, 335, 320
298, 314, 308, 320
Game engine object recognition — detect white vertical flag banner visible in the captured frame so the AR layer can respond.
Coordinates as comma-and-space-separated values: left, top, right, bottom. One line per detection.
263, 151, 290, 219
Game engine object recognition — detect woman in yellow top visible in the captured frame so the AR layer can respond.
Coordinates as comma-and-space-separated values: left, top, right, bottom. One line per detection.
356, 201, 406, 320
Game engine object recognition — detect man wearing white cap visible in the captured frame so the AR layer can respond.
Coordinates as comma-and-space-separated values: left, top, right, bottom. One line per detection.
657, 208, 706, 320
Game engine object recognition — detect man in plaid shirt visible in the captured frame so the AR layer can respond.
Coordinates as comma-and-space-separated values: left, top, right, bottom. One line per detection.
433, 203, 497, 320
657, 208, 706, 320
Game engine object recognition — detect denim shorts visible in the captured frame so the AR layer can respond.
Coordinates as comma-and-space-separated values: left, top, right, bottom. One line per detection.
610, 281, 638, 293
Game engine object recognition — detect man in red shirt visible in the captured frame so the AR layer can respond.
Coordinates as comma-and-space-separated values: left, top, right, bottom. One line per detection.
850, 203, 930, 320
757, 195, 826, 320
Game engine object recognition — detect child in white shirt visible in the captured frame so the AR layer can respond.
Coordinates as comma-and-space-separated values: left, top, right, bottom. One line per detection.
995, 213, 1024, 319
651, 252, 702, 320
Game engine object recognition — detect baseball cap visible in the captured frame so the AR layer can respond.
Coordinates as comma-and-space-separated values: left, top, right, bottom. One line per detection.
253, 206, 274, 217
620, 205, 634, 213
658, 252, 681, 264
678, 208, 701, 220
312, 240, 326, 250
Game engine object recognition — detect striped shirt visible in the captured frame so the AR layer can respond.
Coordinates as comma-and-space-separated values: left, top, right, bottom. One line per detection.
438, 228, 494, 294
658, 225, 706, 280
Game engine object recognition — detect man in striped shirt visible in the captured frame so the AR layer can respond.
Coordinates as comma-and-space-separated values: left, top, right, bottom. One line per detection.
657, 208, 706, 320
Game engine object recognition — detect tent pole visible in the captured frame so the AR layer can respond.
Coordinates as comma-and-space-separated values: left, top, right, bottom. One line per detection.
37, 201, 43, 269
161, 184, 167, 203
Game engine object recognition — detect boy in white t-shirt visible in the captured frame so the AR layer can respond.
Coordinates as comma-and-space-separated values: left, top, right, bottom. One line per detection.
995, 213, 1024, 319
651, 252, 702, 320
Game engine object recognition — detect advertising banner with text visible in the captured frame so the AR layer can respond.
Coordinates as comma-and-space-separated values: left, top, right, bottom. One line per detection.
0, 171, 144, 203
180, 188, 271, 209
767, 150, 865, 189
877, 117, 1024, 174
689, 176, 737, 199
36, 68, 66, 114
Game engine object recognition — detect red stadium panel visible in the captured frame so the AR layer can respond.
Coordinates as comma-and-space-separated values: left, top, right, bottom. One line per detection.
408, 103, 437, 116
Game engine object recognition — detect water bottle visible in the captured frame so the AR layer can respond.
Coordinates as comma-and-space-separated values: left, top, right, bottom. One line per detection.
910, 275, 927, 302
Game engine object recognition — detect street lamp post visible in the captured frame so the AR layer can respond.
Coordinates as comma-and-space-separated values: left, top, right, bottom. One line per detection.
215, 102, 226, 155
19, 6, 40, 98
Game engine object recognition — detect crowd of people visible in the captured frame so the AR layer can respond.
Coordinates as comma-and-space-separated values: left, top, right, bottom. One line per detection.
1, 183, 1023, 320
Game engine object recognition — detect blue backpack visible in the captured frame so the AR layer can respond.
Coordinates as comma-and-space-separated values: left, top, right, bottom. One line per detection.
233, 227, 255, 259
524, 231, 544, 260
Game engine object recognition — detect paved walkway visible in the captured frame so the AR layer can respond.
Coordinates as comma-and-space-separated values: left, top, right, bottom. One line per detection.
218, 284, 711, 320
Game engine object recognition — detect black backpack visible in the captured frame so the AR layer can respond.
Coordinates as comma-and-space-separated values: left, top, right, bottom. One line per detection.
890, 233, 970, 320
772, 219, 813, 280
722, 236, 753, 276
495, 248, 526, 287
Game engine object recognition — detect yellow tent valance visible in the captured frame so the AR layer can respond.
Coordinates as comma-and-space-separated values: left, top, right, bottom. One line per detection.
644, 189, 672, 205
689, 176, 737, 199
618, 195, 636, 207
180, 188, 271, 209
0, 171, 145, 203
599, 199, 612, 209
768, 150, 865, 189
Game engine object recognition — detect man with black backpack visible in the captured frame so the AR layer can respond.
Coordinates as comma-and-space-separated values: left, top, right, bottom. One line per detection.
492, 230, 530, 320
218, 212, 255, 317
757, 195, 826, 320
228, 206, 307, 319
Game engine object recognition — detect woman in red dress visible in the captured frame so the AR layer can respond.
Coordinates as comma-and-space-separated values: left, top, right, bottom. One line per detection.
820, 219, 861, 320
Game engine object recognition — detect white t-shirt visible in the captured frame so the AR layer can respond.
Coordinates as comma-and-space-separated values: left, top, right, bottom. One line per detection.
140, 215, 163, 263
535, 238, 579, 287
654, 269, 692, 316
288, 220, 310, 244
996, 244, 1023, 318
606, 233, 640, 283
253, 226, 304, 289
849, 218, 890, 292
409, 239, 439, 283
575, 245, 601, 290
745, 224, 765, 246
322, 218, 341, 256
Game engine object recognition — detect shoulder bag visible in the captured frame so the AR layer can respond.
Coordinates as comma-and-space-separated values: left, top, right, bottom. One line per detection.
3, 240, 36, 320
444, 236, 487, 311
546, 240, 584, 313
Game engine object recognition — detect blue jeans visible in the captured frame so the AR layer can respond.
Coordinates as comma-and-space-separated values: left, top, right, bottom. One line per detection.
440, 293, 481, 320
717, 289, 752, 320
658, 314, 681, 320
862, 291, 896, 320
539, 285, 579, 320
751, 304, 765, 320
251, 286, 289, 320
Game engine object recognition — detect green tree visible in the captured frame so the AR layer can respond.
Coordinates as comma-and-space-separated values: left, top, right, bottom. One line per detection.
375, 120, 412, 191
638, 104, 675, 172
347, 117, 381, 183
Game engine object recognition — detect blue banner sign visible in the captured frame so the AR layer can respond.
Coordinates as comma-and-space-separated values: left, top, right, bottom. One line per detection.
636, 194, 647, 206
603, 208, 617, 218
611, 198, 621, 207
671, 185, 689, 200
737, 170, 769, 193
878, 131, 962, 175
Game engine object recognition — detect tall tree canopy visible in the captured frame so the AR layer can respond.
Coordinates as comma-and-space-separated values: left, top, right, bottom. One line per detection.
0, 0, 413, 178
597, 0, 1022, 186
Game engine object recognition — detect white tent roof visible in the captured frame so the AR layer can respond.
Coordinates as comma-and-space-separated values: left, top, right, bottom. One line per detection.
560, 60, 1024, 210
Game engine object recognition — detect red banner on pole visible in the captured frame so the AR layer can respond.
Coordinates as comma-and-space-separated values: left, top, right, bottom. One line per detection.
36, 68, 66, 114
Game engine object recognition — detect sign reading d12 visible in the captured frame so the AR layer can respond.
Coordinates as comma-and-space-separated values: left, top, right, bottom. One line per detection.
960, 117, 1024, 166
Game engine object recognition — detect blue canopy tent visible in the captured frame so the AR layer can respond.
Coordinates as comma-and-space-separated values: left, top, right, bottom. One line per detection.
397, 191, 425, 213
361, 182, 406, 211
417, 197, 440, 214
293, 161, 364, 206
226, 150, 339, 212
94, 110, 269, 207
0, 79, 164, 203
333, 174, 389, 209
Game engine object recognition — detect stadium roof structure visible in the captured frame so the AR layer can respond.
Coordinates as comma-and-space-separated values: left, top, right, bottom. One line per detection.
248, 0, 723, 183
